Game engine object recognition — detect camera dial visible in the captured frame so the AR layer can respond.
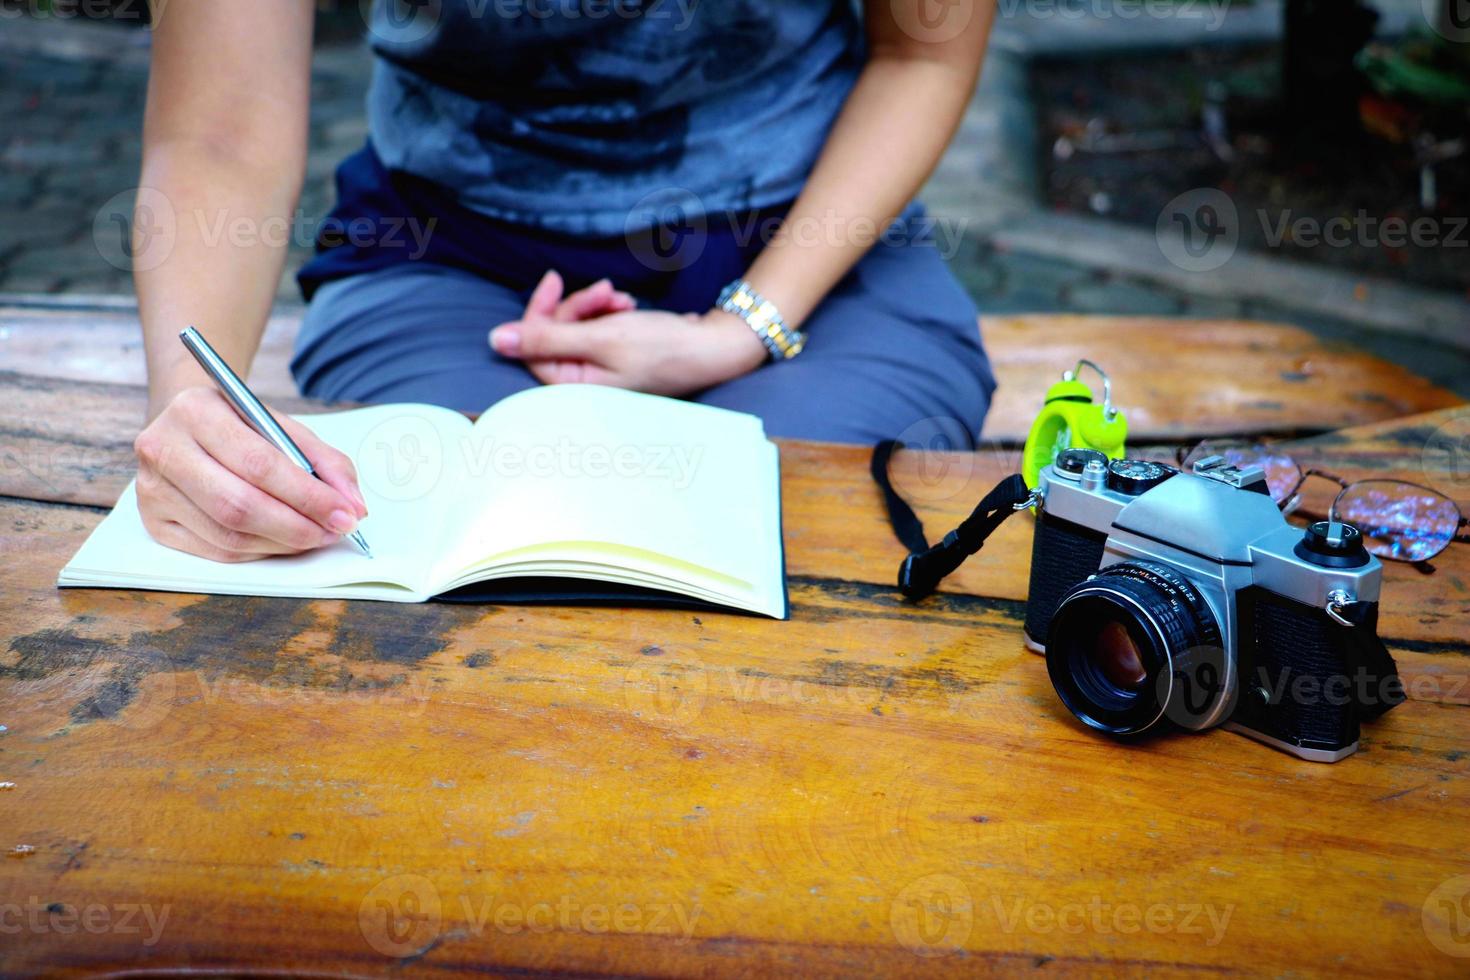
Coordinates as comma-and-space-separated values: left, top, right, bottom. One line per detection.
1295, 519, 1371, 568
1053, 448, 1109, 480
1106, 459, 1175, 496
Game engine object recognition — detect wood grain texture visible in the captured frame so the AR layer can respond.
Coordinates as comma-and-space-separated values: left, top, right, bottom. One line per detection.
979, 316, 1463, 441
2, 406, 1469, 976
4, 304, 1460, 444
0, 372, 339, 508
0, 302, 303, 401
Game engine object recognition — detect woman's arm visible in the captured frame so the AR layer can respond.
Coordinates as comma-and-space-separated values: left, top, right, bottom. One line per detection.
736, 0, 995, 329
139, 0, 315, 412
490, 1, 995, 392
131, 0, 367, 562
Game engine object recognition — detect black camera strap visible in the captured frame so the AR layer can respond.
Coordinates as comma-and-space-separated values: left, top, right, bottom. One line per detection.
870, 440, 1032, 601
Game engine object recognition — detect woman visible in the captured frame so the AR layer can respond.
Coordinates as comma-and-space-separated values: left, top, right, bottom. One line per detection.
132, 0, 997, 562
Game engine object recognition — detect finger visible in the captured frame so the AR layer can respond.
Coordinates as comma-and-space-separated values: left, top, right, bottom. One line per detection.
555, 279, 615, 321
190, 404, 362, 535
491, 318, 613, 361
141, 515, 258, 564
279, 413, 367, 517
151, 434, 349, 552
526, 360, 621, 387
524, 269, 564, 320
149, 474, 311, 557
526, 360, 588, 385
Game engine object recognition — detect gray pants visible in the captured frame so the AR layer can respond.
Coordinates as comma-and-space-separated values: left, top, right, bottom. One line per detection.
292, 233, 996, 446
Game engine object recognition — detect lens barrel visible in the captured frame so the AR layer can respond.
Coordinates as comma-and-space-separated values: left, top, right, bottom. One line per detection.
1046, 561, 1225, 736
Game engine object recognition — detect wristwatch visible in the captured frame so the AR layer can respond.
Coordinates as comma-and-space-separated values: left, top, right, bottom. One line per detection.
717, 279, 807, 361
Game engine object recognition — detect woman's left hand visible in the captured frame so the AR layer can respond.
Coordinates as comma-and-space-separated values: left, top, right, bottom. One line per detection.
489, 306, 769, 397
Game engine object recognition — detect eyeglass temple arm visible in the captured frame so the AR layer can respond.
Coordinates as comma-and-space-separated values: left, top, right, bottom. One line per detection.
1282, 467, 1351, 508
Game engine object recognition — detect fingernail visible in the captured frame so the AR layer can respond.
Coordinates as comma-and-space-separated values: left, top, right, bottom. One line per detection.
349, 486, 368, 516
328, 510, 357, 534
491, 327, 521, 356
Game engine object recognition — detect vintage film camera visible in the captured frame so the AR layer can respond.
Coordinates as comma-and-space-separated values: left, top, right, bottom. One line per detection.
1023, 449, 1404, 762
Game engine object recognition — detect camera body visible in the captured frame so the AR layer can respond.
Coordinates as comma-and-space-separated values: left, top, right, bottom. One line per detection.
1025, 449, 1402, 762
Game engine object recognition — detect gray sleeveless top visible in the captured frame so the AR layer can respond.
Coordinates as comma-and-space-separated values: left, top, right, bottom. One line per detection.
366, 0, 864, 237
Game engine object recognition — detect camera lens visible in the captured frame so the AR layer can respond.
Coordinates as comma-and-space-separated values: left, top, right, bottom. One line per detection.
1046, 561, 1223, 736
1093, 621, 1148, 691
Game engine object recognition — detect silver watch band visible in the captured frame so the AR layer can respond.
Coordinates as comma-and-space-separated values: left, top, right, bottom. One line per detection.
717, 279, 807, 361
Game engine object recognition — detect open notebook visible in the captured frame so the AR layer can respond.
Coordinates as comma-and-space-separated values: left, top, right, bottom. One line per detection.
59, 386, 788, 619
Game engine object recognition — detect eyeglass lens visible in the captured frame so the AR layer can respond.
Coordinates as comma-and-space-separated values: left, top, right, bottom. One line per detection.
1333, 480, 1461, 563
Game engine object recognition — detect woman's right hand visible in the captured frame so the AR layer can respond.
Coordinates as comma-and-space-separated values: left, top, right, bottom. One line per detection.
133, 387, 368, 563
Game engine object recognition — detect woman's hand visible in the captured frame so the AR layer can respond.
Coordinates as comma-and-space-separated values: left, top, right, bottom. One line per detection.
489, 268, 766, 394
133, 387, 368, 563
510, 269, 638, 326
490, 304, 768, 396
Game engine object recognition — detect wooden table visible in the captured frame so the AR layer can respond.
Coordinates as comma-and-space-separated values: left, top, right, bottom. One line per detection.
4, 300, 1461, 443
2, 370, 1468, 976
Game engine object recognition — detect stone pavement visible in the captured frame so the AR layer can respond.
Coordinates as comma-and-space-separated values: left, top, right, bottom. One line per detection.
1, 8, 1466, 393
0, 16, 367, 298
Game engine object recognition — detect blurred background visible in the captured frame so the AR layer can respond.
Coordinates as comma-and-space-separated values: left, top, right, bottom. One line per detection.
1, 0, 1467, 391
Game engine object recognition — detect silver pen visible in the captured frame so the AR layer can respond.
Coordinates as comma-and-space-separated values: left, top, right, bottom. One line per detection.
179, 326, 372, 558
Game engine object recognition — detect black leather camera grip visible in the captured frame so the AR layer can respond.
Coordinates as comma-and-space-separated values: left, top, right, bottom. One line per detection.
1334, 600, 1406, 721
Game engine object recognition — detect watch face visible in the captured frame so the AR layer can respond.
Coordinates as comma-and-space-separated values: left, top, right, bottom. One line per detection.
1107, 459, 1175, 495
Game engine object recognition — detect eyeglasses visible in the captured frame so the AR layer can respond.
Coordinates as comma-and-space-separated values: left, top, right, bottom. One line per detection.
1174, 440, 1469, 566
